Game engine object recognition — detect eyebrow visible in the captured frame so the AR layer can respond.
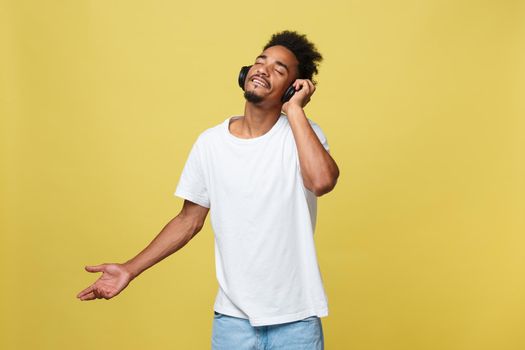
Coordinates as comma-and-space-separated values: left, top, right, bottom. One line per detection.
256, 54, 289, 72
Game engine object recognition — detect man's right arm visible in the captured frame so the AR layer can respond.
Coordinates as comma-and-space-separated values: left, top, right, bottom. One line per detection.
124, 199, 210, 279
76, 199, 209, 301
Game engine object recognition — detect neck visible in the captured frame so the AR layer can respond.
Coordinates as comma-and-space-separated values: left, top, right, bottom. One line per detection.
238, 102, 282, 138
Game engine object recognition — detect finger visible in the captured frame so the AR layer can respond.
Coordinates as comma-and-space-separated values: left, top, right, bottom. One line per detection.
77, 285, 94, 298
79, 291, 97, 301
306, 79, 315, 92
85, 264, 106, 273
297, 81, 310, 94
94, 287, 114, 300
294, 79, 306, 90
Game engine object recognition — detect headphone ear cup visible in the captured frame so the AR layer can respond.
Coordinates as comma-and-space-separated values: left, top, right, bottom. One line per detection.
238, 66, 252, 90
281, 85, 296, 103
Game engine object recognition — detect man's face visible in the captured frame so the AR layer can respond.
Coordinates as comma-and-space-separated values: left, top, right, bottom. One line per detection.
244, 45, 299, 106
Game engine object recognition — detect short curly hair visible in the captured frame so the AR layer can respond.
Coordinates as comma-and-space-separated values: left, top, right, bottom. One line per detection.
263, 30, 323, 84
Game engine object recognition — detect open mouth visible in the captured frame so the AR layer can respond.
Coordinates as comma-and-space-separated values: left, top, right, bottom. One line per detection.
251, 76, 270, 88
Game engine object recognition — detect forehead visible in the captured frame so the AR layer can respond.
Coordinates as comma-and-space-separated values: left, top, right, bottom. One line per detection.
259, 45, 299, 66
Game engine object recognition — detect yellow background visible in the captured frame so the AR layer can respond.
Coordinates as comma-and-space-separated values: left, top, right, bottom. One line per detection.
1, 0, 524, 349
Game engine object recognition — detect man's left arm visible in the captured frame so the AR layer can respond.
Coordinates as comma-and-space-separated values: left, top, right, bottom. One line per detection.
284, 79, 340, 196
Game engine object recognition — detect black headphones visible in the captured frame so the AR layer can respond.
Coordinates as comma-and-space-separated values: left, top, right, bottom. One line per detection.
238, 65, 296, 103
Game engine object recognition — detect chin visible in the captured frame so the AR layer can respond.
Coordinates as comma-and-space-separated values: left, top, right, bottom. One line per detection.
244, 90, 264, 104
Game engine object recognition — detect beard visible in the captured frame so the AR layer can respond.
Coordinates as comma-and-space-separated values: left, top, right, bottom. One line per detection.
244, 90, 264, 104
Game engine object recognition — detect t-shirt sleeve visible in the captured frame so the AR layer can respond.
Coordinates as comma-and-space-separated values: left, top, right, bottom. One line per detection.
308, 119, 330, 154
174, 136, 210, 208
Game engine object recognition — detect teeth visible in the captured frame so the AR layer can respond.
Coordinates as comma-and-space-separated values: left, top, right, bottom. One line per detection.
253, 78, 268, 88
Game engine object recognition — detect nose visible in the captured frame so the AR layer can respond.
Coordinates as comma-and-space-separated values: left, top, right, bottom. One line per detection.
254, 63, 269, 76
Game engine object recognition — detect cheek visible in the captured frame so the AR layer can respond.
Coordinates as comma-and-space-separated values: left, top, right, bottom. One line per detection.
283, 78, 295, 91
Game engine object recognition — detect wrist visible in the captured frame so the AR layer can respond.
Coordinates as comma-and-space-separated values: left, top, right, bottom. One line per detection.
122, 261, 140, 281
283, 103, 303, 116
284, 103, 305, 118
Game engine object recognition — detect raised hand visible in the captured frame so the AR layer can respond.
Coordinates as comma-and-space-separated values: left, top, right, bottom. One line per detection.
76, 263, 133, 301
282, 78, 316, 115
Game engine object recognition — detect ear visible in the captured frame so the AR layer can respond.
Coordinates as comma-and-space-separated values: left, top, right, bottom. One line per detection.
238, 66, 252, 90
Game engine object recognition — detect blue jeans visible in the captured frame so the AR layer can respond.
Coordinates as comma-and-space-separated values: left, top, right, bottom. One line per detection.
211, 311, 324, 350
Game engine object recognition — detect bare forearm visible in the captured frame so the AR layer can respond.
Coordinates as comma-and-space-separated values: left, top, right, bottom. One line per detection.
123, 215, 200, 280
287, 105, 340, 195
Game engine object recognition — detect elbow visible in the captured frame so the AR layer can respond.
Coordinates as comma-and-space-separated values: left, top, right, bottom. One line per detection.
190, 219, 205, 239
305, 163, 340, 197
312, 182, 334, 197
177, 215, 205, 241
312, 173, 339, 197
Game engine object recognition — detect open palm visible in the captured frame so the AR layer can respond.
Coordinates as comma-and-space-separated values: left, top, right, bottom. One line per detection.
76, 263, 132, 301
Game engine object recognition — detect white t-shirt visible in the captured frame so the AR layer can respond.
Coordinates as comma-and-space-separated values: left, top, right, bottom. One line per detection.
174, 113, 330, 326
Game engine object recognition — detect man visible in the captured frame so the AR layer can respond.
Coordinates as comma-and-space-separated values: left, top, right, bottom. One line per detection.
77, 30, 339, 350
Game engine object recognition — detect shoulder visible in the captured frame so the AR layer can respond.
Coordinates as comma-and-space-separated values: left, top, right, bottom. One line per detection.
194, 118, 228, 146
282, 114, 324, 130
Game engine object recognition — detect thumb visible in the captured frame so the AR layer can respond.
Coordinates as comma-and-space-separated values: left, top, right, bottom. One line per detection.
85, 264, 106, 273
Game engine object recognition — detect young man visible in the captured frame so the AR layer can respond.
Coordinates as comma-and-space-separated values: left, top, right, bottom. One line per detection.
77, 30, 339, 350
